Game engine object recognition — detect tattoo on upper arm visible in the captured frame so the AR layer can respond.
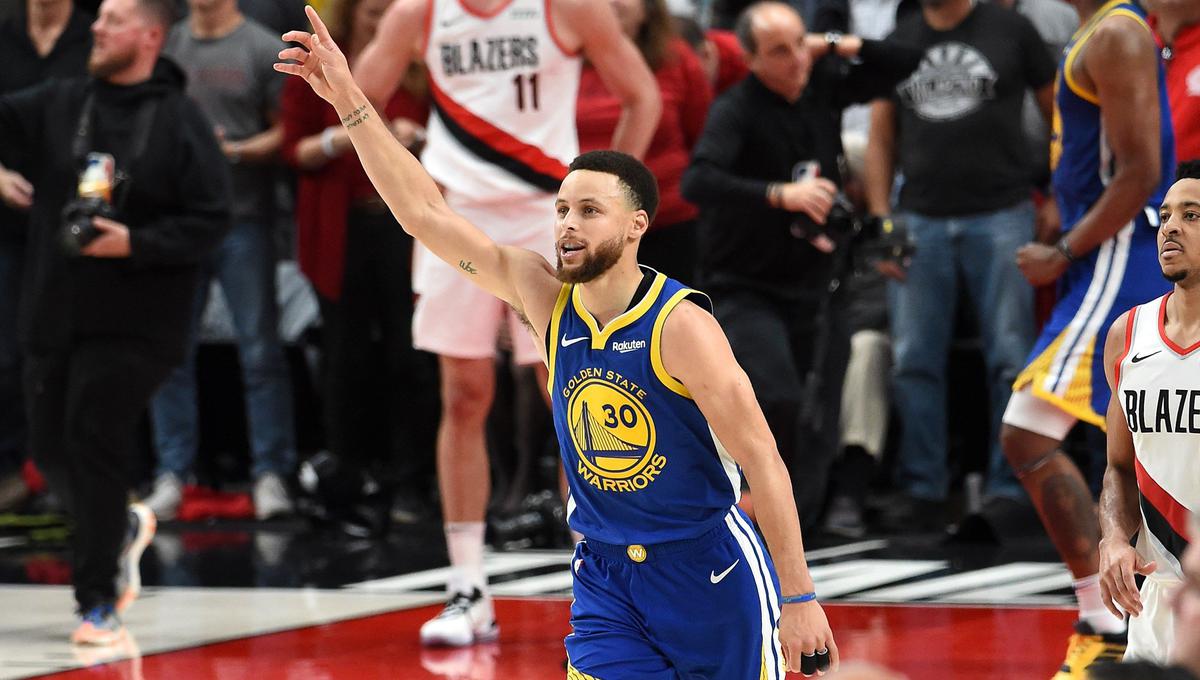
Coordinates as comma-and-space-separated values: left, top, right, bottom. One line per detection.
459, 260, 478, 275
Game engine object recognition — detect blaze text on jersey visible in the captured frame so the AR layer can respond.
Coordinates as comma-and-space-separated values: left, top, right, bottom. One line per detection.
1124, 389, 1200, 434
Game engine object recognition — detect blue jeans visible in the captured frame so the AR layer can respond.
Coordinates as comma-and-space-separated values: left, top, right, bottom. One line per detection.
0, 240, 23, 475
150, 221, 296, 480
887, 202, 1036, 502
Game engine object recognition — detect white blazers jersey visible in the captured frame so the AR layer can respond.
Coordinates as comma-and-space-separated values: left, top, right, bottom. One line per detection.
1115, 293, 1200, 579
422, 0, 581, 202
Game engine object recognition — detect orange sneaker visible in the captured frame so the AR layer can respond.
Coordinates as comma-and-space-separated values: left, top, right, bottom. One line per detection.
115, 503, 156, 615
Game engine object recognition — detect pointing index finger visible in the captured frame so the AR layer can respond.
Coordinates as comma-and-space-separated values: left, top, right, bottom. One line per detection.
305, 5, 334, 44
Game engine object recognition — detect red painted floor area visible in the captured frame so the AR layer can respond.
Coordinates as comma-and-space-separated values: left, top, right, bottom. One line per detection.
37, 599, 1076, 679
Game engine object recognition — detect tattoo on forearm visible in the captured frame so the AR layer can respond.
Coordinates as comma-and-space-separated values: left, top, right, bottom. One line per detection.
344, 111, 370, 128
459, 260, 478, 275
340, 104, 367, 126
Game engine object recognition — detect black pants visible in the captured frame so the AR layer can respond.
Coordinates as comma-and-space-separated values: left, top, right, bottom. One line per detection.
25, 338, 172, 611
711, 285, 849, 529
318, 207, 436, 490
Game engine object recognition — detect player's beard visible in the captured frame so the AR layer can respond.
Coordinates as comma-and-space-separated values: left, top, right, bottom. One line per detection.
556, 235, 624, 284
1163, 267, 1189, 283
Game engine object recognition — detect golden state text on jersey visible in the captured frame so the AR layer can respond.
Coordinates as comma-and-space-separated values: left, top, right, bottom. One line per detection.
547, 269, 743, 546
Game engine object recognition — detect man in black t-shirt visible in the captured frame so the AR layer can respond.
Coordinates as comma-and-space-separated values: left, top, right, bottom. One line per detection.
863, 0, 1056, 529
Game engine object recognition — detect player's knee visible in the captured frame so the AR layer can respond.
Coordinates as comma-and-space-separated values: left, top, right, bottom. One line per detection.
441, 374, 493, 424
999, 423, 1034, 467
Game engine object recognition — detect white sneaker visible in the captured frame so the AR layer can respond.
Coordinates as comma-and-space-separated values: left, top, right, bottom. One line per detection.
116, 503, 156, 615
254, 473, 293, 520
419, 589, 499, 647
142, 473, 182, 521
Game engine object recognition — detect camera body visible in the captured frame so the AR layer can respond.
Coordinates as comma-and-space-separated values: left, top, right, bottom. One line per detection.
60, 152, 116, 257
790, 195, 914, 268
60, 196, 113, 256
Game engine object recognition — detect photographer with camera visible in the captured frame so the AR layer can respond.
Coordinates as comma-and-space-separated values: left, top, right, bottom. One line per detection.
681, 0, 920, 528
0, 0, 231, 644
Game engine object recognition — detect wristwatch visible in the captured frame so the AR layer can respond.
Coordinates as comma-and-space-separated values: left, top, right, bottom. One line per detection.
824, 31, 843, 54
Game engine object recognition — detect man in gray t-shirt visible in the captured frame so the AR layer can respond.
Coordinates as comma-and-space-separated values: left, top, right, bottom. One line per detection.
149, 0, 296, 521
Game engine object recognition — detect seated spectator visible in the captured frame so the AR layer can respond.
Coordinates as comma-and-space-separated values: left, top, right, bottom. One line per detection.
279, 0, 433, 529
577, 0, 712, 285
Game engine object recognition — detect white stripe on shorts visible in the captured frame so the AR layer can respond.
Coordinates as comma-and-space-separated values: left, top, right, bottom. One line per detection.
1042, 223, 1131, 397
725, 511, 782, 680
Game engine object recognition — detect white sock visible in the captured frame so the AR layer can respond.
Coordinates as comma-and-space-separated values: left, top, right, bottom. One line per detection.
1073, 574, 1126, 633
445, 522, 487, 597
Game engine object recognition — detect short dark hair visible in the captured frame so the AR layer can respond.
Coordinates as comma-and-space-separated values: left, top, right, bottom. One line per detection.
568, 150, 659, 223
136, 0, 178, 31
734, 5, 757, 55
1177, 159, 1200, 182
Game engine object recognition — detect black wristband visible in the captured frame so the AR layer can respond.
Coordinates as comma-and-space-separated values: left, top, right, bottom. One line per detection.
1056, 236, 1078, 263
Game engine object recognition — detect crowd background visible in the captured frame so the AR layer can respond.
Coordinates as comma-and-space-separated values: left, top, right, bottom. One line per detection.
0, 0, 1197, 550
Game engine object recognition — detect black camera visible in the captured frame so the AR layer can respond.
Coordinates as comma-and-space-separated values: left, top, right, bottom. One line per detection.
60, 197, 113, 256
789, 194, 914, 267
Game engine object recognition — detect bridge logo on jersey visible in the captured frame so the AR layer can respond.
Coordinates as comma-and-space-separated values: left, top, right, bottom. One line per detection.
563, 370, 666, 493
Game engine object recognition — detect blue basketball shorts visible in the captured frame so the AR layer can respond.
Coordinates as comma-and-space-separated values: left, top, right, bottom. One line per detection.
1013, 208, 1170, 428
565, 508, 786, 680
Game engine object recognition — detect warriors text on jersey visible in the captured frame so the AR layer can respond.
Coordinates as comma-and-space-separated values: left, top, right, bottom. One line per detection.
422, 0, 581, 201
1115, 294, 1198, 577
546, 269, 742, 545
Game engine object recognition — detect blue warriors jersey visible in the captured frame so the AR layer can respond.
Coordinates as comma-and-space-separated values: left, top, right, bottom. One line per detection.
547, 269, 742, 545
1050, 0, 1174, 228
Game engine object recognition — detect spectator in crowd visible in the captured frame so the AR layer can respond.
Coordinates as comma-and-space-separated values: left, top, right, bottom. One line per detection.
578, 0, 712, 285
146, 0, 296, 521
279, 0, 432, 529
0, 0, 231, 642
1148, 0, 1200, 162
672, 14, 750, 95
0, 0, 93, 510
864, 0, 1057, 530
682, 0, 921, 529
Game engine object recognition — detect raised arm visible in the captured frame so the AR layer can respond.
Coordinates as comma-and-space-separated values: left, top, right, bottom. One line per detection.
353, 0, 426, 106
660, 300, 837, 676
277, 7, 559, 328
556, 0, 660, 159
1097, 310, 1156, 619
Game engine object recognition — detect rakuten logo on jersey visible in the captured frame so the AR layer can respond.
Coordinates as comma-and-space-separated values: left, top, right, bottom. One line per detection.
611, 339, 646, 354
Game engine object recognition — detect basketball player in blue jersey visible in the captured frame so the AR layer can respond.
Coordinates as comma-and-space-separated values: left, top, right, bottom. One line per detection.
276, 8, 836, 678
998, 0, 1175, 677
